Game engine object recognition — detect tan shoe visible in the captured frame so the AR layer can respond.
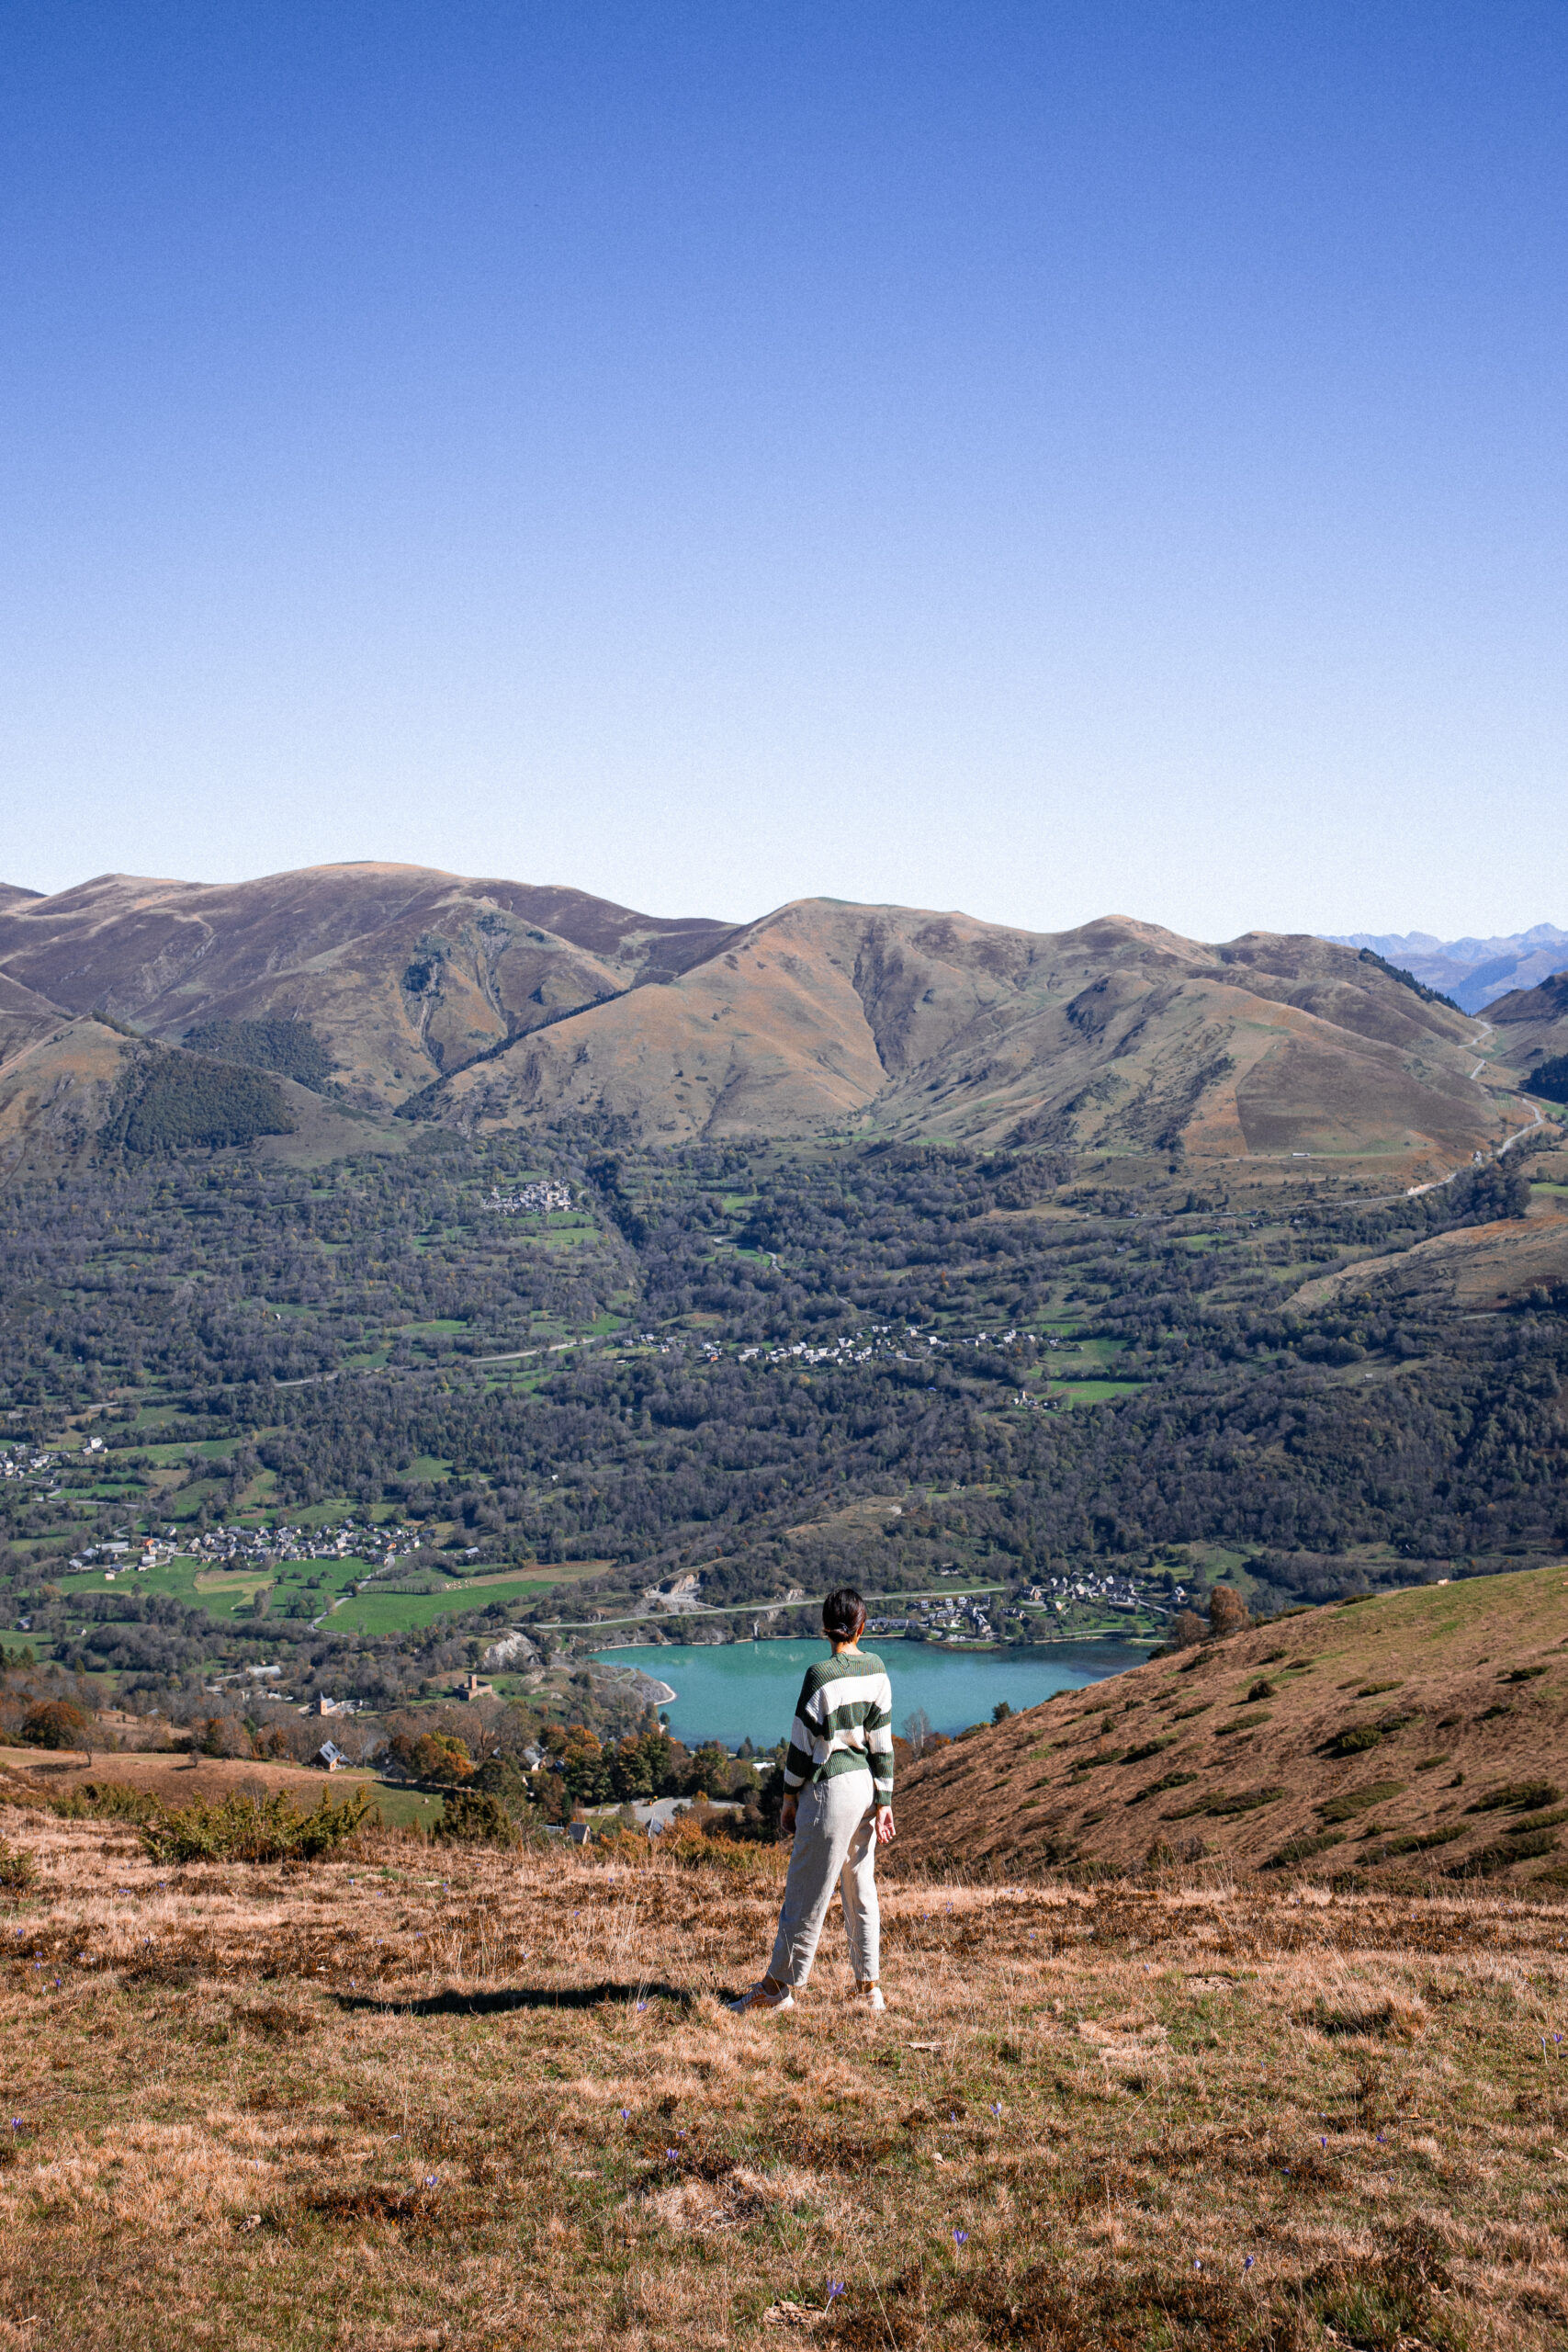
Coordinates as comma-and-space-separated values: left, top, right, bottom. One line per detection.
729, 1981, 795, 2014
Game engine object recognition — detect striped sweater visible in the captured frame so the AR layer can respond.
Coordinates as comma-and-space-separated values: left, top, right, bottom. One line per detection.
783, 1648, 894, 1799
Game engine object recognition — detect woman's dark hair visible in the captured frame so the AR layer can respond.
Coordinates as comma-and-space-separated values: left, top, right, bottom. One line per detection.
822, 1586, 866, 1642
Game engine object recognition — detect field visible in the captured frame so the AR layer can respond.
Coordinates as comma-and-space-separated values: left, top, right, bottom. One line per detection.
328, 1574, 556, 1637
0, 1743, 448, 1830
0, 1806, 1566, 2347
57, 1554, 367, 1623
51, 1553, 567, 1641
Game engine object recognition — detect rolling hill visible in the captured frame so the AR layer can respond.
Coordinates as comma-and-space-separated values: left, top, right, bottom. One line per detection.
430, 900, 1508, 1167
0, 865, 1530, 1174
0, 865, 734, 1114
894, 1567, 1568, 1886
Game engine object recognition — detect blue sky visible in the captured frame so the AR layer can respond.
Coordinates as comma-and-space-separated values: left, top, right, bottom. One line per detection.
1, 2, 1562, 940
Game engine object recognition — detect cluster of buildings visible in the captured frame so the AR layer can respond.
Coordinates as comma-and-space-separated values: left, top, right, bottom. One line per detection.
1027, 1572, 1178, 1616
68, 1532, 180, 1575
868, 1595, 997, 1640
66, 1516, 425, 1578
0, 1446, 59, 1488
673, 1325, 1060, 1373
738, 1326, 923, 1367
485, 1182, 574, 1215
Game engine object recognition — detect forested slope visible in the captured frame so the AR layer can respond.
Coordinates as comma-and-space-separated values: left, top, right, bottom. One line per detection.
1, 1114, 1566, 1723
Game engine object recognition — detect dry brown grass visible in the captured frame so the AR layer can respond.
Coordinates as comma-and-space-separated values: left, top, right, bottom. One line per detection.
895, 1567, 1568, 1888
1, 1809, 1566, 2348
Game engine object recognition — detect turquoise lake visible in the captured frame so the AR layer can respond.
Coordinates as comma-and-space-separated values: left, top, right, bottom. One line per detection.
591, 1637, 1150, 1748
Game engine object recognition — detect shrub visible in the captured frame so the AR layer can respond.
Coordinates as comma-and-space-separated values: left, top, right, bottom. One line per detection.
660, 1813, 770, 1876
51, 1779, 161, 1825
1450, 1829, 1558, 1877
1469, 1779, 1561, 1813
0, 1837, 37, 1892
1326, 1724, 1383, 1757
431, 1790, 518, 1849
1204, 1785, 1286, 1815
1122, 1734, 1181, 1764
139, 1785, 371, 1864
1264, 1829, 1345, 1869
1124, 1770, 1199, 1804
1362, 1826, 1463, 1859
1317, 1780, 1406, 1823
21, 1700, 90, 1751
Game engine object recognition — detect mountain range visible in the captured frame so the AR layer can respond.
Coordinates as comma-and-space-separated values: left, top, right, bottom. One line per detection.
1326, 925, 1568, 1014
0, 863, 1531, 1175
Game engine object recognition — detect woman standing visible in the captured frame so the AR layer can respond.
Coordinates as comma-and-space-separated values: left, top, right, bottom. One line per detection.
731, 1586, 896, 2014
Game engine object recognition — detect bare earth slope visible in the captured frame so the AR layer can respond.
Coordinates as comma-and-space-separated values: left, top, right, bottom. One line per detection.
0, 865, 736, 1112
894, 1569, 1568, 1887
435, 899, 1506, 1169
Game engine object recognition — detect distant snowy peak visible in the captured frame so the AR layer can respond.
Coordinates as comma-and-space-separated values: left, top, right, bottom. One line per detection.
1324, 926, 1568, 1014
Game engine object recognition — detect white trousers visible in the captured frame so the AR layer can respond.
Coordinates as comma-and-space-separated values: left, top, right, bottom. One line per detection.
766, 1772, 880, 1988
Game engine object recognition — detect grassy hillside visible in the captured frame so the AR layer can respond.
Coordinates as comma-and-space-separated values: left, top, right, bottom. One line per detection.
433, 900, 1505, 1166
0, 865, 733, 1114
0, 866, 1520, 1165
0, 1809, 1564, 2346
895, 1568, 1568, 1889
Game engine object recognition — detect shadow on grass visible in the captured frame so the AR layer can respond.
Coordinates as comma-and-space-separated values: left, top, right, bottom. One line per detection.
333, 1978, 699, 2017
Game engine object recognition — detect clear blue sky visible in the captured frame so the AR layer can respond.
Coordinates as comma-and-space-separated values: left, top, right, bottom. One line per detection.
1, 2, 1562, 941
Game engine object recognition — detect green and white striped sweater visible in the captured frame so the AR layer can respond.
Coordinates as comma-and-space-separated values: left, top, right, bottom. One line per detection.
783, 1648, 894, 1799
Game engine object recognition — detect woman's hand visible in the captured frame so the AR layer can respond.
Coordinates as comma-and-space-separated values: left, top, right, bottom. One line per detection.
874, 1805, 896, 1844
778, 1794, 797, 1841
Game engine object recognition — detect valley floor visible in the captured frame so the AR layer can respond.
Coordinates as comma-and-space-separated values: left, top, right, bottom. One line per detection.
1, 1818, 1566, 2347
